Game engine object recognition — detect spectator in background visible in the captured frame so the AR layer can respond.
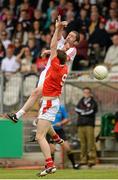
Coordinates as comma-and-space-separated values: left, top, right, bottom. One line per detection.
1, 44, 21, 75
32, 20, 41, 40
46, 1, 55, 27
48, 23, 55, 36
64, 10, 78, 34
65, 1, 74, 13
89, 17, 112, 50
90, 4, 99, 14
80, 0, 91, 15
5, 10, 16, 39
14, 38, 23, 55
109, 0, 118, 12
47, 104, 80, 169
72, 31, 88, 71
0, 30, 11, 49
104, 33, 118, 72
88, 11, 99, 35
28, 38, 39, 62
45, 9, 58, 30
20, 47, 34, 73
77, 8, 90, 34
20, 0, 34, 19
4, 0, 18, 16
57, 0, 66, 17
105, 9, 118, 37
0, 21, 6, 33
36, 48, 49, 75
88, 17, 112, 65
33, 9, 45, 31
0, 8, 9, 21
75, 87, 98, 168
43, 33, 52, 49
13, 22, 25, 42
18, 9, 31, 32
0, 40, 5, 66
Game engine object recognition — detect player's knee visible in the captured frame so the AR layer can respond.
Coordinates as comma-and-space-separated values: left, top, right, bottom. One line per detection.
36, 131, 45, 141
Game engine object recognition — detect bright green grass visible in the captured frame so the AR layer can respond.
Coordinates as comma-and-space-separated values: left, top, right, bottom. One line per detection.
0, 168, 118, 179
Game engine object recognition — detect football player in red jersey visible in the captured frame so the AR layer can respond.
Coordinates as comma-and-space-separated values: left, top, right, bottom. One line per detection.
7, 18, 80, 121
35, 18, 69, 176
8, 16, 69, 177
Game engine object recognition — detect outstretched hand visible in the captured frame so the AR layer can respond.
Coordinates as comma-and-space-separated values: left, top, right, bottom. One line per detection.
55, 15, 68, 29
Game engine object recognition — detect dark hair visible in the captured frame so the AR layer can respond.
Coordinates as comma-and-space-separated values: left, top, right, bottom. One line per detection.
72, 31, 80, 42
83, 87, 92, 92
57, 50, 67, 65
7, 44, 15, 49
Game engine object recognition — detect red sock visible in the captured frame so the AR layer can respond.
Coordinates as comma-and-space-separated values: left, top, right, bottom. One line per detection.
52, 134, 61, 143
46, 157, 54, 168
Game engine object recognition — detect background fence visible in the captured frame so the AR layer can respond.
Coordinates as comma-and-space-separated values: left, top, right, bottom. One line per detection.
0, 72, 39, 114
0, 71, 118, 116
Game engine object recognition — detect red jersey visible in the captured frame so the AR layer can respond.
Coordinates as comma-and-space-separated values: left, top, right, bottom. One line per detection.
42, 57, 68, 97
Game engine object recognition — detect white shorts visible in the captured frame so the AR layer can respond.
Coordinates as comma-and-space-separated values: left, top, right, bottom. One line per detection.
38, 98, 60, 122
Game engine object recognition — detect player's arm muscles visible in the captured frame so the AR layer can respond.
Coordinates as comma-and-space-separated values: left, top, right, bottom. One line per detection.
50, 27, 60, 60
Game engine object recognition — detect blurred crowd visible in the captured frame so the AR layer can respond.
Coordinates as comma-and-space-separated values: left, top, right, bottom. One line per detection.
0, 0, 118, 75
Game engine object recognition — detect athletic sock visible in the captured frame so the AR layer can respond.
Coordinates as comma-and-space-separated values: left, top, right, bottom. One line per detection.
16, 109, 25, 119
45, 157, 54, 168
67, 152, 75, 167
51, 153, 55, 161
52, 134, 62, 143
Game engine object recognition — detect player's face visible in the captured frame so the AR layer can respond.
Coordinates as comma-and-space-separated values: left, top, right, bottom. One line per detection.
65, 32, 76, 45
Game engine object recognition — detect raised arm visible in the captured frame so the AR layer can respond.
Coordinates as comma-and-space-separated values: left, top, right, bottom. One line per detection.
50, 16, 61, 60
50, 16, 68, 60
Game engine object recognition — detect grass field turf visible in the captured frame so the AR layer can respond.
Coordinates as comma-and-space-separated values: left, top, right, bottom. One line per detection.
0, 168, 118, 179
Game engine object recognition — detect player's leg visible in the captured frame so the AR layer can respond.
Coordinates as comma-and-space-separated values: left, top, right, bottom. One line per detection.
56, 129, 80, 169
63, 140, 80, 169
36, 98, 60, 176
7, 86, 42, 122
48, 125, 64, 144
7, 69, 47, 122
36, 119, 56, 176
50, 143, 56, 161
46, 134, 56, 161
17, 86, 42, 115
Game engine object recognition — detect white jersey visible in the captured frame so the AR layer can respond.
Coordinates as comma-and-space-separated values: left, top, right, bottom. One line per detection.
38, 36, 77, 87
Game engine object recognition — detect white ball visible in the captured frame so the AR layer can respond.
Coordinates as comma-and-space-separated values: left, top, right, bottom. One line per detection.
93, 65, 108, 80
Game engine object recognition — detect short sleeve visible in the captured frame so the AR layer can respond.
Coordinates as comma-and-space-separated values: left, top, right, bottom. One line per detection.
66, 47, 77, 62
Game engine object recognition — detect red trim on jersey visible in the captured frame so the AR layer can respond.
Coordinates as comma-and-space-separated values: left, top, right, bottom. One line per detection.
42, 100, 52, 114
67, 47, 77, 61
69, 48, 76, 57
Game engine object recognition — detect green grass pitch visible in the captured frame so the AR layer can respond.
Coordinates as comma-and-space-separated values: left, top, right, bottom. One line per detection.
0, 168, 118, 179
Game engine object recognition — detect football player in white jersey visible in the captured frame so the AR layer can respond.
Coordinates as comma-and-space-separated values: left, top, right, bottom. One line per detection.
7, 17, 80, 122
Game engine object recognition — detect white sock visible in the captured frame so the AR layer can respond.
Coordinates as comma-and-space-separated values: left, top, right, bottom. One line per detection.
16, 109, 25, 119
